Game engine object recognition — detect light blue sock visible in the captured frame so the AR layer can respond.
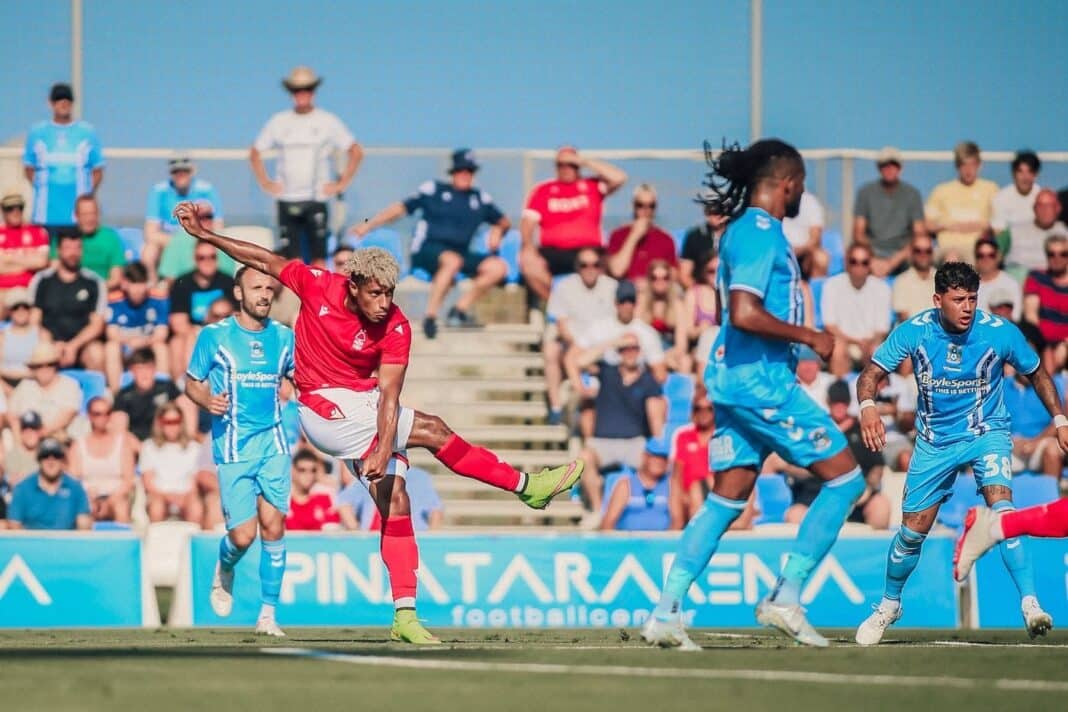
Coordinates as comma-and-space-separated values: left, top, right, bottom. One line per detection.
653, 493, 747, 620
883, 525, 926, 601
992, 500, 1036, 599
260, 538, 287, 607
218, 534, 249, 573
773, 467, 865, 605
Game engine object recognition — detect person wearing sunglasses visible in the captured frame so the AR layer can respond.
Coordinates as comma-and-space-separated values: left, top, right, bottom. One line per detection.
606, 183, 677, 284
678, 191, 727, 288
1023, 233, 1068, 370
0, 193, 49, 299
821, 243, 891, 377
519, 146, 627, 302
67, 396, 135, 523
6, 437, 91, 531
140, 400, 203, 527
168, 240, 237, 380
891, 234, 937, 322
143, 156, 224, 283
1003, 188, 1067, 273
974, 237, 1022, 321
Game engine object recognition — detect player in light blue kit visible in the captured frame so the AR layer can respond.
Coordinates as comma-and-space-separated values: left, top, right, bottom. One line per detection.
854, 261, 1062, 644
185, 267, 295, 637
642, 140, 866, 650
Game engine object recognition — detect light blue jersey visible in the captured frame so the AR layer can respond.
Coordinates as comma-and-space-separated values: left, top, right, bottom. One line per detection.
872, 308, 1040, 446
23, 120, 104, 225
187, 316, 295, 464
704, 207, 804, 408
145, 178, 223, 230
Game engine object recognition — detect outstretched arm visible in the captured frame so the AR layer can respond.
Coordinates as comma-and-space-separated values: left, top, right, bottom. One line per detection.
173, 201, 287, 278
856, 361, 890, 452
729, 290, 834, 359
1026, 367, 1068, 454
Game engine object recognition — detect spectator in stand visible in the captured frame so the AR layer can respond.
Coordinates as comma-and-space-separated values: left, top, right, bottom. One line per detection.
193, 437, 225, 531
142, 156, 224, 280
542, 247, 617, 424
681, 253, 719, 370
0, 193, 49, 299
105, 262, 170, 391
337, 466, 444, 531
670, 392, 714, 523
795, 346, 836, 412
28, 232, 106, 370
820, 243, 891, 377
782, 192, 829, 278
975, 237, 1022, 320
286, 450, 340, 531
853, 147, 926, 277
59, 195, 125, 288
114, 347, 194, 442
600, 437, 678, 531
576, 331, 666, 515
606, 184, 677, 284
331, 245, 353, 274
7, 438, 91, 530
141, 400, 202, 523
636, 260, 689, 373
679, 194, 727, 288
925, 141, 998, 263
519, 146, 627, 301
8, 343, 82, 442
570, 280, 667, 385
1005, 323, 1066, 478
67, 396, 135, 523
22, 83, 104, 239
168, 241, 236, 380
992, 150, 1042, 236
250, 66, 364, 266
1005, 189, 1066, 273
3, 411, 46, 488
352, 149, 511, 338
0, 289, 47, 386
891, 234, 936, 321
158, 199, 236, 284
1023, 234, 1068, 368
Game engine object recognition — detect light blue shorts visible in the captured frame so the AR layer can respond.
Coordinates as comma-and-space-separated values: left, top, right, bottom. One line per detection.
216, 453, 291, 529
709, 386, 848, 472
902, 431, 1013, 513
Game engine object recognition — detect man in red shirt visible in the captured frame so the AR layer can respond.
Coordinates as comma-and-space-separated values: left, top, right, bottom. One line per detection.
0, 193, 49, 303
286, 450, 340, 531
669, 393, 714, 524
520, 146, 627, 300
606, 183, 678, 284
174, 201, 583, 644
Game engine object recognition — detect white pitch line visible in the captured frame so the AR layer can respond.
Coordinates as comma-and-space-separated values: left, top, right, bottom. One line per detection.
261, 647, 1068, 693
928, 641, 1068, 649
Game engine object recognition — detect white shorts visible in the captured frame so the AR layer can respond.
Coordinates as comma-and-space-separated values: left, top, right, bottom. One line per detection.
298, 387, 415, 479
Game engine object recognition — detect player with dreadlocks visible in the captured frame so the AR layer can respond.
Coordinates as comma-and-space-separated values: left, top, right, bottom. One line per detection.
642, 139, 865, 649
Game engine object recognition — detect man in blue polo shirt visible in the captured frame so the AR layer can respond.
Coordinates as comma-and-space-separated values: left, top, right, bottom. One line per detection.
142, 156, 224, 281
351, 148, 511, 338
22, 83, 104, 239
8, 438, 92, 530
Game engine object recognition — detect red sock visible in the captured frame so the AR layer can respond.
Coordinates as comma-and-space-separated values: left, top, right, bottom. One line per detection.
380, 515, 418, 605
435, 434, 522, 492
1002, 498, 1068, 539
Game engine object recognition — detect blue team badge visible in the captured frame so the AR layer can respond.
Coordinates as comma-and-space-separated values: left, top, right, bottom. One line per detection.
947, 344, 962, 365
249, 340, 264, 360
442, 191, 452, 202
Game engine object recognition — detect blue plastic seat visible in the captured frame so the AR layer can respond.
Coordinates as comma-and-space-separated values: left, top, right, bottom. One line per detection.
822, 229, 844, 275
754, 474, 792, 524
61, 369, 109, 413
116, 227, 145, 262
118, 371, 172, 390
809, 276, 825, 329
936, 472, 985, 529
1012, 472, 1059, 509
671, 227, 688, 255
92, 521, 132, 531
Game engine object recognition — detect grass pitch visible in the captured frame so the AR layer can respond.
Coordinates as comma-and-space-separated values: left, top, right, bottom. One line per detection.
2, 627, 1066, 712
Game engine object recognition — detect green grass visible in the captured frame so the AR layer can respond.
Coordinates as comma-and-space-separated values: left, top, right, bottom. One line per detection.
2, 627, 1066, 712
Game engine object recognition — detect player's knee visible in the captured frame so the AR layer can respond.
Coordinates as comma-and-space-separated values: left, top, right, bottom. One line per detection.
229, 523, 257, 549
417, 412, 453, 445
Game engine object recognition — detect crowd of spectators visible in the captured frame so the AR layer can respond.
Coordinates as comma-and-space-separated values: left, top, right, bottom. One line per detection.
0, 74, 1066, 536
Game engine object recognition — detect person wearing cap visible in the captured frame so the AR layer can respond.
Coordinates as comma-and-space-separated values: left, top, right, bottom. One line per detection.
0, 192, 50, 297
678, 193, 727, 288
992, 150, 1042, 236
351, 148, 511, 338
3, 411, 46, 489
142, 156, 224, 280
1004, 188, 1067, 273
7, 342, 83, 442
974, 237, 1022, 321
600, 435, 678, 531
7, 438, 91, 531
853, 146, 926, 277
606, 183, 678, 284
891, 233, 937, 322
56, 194, 125, 288
250, 66, 363, 266
0, 288, 47, 384
520, 146, 627, 301
22, 83, 104, 238
27, 230, 107, 371
104, 261, 170, 391
925, 141, 999, 263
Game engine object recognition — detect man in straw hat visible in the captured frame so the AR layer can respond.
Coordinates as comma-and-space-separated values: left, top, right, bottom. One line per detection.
7, 342, 82, 442
250, 66, 363, 267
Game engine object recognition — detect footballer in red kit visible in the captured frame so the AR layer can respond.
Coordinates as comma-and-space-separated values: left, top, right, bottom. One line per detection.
174, 200, 584, 645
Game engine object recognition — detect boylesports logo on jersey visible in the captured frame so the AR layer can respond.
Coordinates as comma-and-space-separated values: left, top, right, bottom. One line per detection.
352, 329, 367, 350
918, 372, 989, 394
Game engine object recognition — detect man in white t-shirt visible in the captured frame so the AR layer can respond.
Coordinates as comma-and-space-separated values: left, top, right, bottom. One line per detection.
1007, 189, 1067, 272
991, 150, 1041, 235
974, 237, 1023, 320
820, 243, 891, 376
782, 191, 828, 277
250, 66, 363, 267
795, 346, 836, 413
891, 234, 936, 321
573, 281, 665, 377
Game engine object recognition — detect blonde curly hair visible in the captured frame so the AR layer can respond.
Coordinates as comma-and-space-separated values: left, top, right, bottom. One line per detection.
344, 247, 400, 289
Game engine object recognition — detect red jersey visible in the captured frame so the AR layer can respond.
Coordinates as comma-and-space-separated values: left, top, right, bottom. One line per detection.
1023, 270, 1068, 343
606, 224, 679, 281
279, 261, 411, 417
524, 177, 606, 249
670, 424, 711, 490
0, 224, 49, 288
286, 492, 340, 531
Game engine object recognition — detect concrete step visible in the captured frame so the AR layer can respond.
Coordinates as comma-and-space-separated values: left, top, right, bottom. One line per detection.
448, 424, 567, 443
405, 400, 548, 421
412, 325, 542, 351
441, 498, 585, 523
404, 377, 547, 395
406, 352, 543, 371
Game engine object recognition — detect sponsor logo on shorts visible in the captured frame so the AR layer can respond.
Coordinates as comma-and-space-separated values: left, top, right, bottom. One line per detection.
710, 434, 735, 461
809, 427, 832, 452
